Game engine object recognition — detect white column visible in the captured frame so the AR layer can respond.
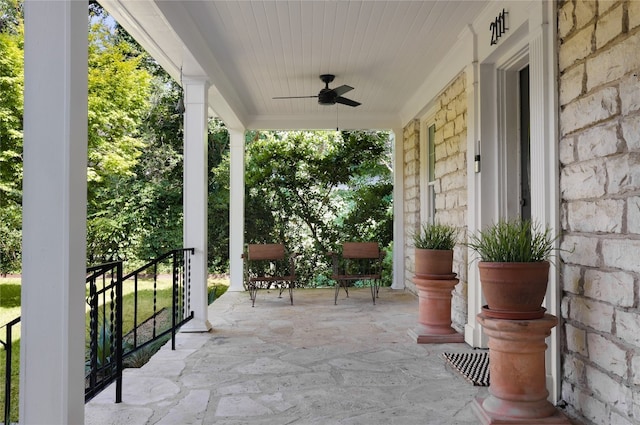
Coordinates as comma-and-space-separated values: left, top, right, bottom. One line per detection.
464, 61, 485, 348
229, 129, 245, 291
465, 62, 497, 349
228, 129, 246, 291
182, 77, 212, 332
529, 3, 560, 403
21, 1, 87, 423
391, 128, 405, 290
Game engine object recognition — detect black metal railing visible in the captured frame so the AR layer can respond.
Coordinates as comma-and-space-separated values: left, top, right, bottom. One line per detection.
120, 248, 195, 357
1, 248, 196, 414
1, 316, 20, 425
85, 261, 124, 402
85, 248, 194, 402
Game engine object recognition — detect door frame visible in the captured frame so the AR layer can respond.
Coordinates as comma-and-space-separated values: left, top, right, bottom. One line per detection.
497, 49, 529, 220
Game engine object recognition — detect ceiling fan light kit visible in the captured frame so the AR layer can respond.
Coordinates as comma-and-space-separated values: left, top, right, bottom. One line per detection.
274, 74, 361, 107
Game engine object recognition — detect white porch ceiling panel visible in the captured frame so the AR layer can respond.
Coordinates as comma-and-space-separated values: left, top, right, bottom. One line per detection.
100, 1, 490, 130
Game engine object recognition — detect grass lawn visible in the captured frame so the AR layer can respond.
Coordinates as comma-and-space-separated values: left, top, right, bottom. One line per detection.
0, 276, 229, 423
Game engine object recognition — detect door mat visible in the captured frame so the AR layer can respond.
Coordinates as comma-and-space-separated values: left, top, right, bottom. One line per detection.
442, 351, 489, 386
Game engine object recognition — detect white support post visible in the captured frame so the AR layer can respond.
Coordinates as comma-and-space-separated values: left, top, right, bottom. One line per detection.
464, 61, 487, 348
21, 1, 87, 423
182, 77, 212, 332
529, 2, 560, 403
228, 129, 246, 291
391, 128, 405, 290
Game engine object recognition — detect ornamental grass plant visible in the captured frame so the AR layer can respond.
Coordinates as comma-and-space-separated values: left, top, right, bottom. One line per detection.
413, 222, 458, 251
466, 218, 557, 263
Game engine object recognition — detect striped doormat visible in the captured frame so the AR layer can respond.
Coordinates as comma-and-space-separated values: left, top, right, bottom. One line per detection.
442, 351, 490, 386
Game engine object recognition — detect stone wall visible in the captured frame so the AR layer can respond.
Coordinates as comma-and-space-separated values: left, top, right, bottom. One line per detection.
402, 72, 468, 330
403, 119, 421, 292
432, 73, 468, 330
558, 1, 640, 424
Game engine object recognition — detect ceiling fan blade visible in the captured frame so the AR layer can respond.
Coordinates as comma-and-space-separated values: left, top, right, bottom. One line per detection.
273, 95, 318, 99
332, 85, 354, 96
335, 96, 361, 107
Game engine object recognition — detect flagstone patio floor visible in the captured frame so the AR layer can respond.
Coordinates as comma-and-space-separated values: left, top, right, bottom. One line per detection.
86, 287, 495, 424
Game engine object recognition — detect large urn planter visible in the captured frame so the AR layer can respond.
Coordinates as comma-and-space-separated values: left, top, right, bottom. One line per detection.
472, 313, 571, 424
409, 273, 464, 343
409, 223, 462, 343
479, 261, 549, 320
468, 218, 568, 424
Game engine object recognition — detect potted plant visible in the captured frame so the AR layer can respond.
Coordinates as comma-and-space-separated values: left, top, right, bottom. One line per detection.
410, 222, 462, 343
413, 222, 458, 277
466, 218, 557, 320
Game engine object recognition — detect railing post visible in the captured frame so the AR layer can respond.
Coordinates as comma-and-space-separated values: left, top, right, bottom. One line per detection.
2, 327, 9, 425
172, 250, 178, 350
88, 278, 98, 396
115, 261, 123, 403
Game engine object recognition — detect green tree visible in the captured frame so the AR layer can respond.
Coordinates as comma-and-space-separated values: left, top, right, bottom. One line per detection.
0, 1, 23, 274
127, 72, 185, 262
0, 0, 21, 34
85, 15, 152, 262
207, 120, 233, 272
239, 130, 393, 285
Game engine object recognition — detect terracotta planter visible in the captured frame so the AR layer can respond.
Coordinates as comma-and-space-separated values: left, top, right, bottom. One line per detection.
415, 248, 453, 277
472, 313, 571, 424
479, 261, 549, 320
408, 275, 464, 343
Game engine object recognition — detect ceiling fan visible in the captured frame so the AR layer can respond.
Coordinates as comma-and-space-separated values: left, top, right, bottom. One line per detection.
273, 74, 361, 107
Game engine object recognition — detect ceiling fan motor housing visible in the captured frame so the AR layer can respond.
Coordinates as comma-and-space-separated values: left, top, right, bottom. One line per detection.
318, 88, 337, 105
319, 74, 337, 104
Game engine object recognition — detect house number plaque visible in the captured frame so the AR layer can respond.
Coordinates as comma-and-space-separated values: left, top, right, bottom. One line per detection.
490, 9, 508, 45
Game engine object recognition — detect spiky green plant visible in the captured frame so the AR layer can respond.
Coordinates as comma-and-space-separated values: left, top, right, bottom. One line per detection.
413, 222, 458, 251
466, 218, 557, 262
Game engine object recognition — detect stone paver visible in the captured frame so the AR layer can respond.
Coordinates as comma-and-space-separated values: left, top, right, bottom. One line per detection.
86, 288, 489, 424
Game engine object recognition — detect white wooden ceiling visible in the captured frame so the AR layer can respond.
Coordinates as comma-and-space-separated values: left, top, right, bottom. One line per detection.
100, 0, 493, 130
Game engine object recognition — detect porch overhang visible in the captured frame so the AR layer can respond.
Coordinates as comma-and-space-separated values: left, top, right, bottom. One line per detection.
98, 0, 492, 131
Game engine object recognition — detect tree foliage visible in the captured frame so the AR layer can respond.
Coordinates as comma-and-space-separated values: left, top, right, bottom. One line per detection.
0, 0, 20, 34
0, 19, 22, 207
227, 130, 394, 284
0, 0, 22, 273
0, 2, 394, 281
85, 14, 154, 262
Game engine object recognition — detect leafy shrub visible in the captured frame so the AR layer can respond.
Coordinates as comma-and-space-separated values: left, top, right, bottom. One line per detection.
413, 222, 458, 250
466, 218, 557, 262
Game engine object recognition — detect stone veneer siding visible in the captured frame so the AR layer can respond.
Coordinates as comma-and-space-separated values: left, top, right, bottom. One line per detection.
403, 119, 421, 291
558, 1, 640, 424
403, 72, 468, 331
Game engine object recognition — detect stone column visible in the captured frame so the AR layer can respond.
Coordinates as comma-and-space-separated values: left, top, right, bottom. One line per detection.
472, 313, 570, 424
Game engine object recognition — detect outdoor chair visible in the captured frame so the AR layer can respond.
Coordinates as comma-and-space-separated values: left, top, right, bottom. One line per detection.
328, 242, 384, 305
242, 243, 296, 307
